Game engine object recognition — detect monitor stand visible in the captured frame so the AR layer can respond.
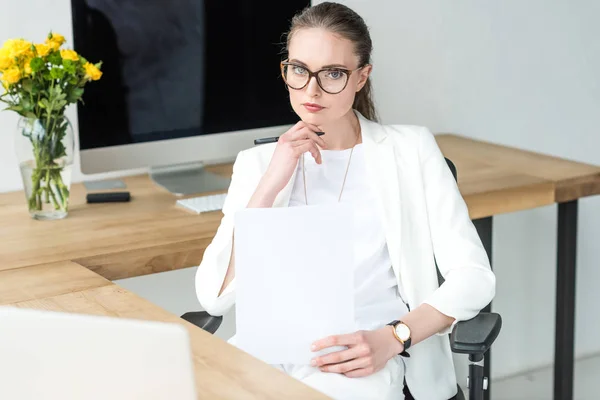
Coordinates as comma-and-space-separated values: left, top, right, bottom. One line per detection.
149, 162, 231, 196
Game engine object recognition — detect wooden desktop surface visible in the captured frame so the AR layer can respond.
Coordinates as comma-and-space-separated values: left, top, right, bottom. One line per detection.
2, 134, 599, 280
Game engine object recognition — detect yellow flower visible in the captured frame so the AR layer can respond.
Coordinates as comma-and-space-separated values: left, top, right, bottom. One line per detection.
84, 62, 102, 81
2, 67, 22, 84
0, 47, 12, 71
35, 43, 52, 57
46, 32, 66, 50
3, 38, 33, 60
60, 49, 79, 61
23, 60, 32, 76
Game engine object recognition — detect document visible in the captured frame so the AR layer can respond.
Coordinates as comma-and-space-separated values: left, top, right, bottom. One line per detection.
234, 204, 356, 365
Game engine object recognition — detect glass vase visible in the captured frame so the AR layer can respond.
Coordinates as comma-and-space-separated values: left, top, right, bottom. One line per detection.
15, 116, 74, 220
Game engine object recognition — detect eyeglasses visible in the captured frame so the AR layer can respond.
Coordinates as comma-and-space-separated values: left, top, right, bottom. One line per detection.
280, 60, 365, 95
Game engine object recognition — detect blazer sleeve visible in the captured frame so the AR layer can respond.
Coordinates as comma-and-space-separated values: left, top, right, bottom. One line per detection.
195, 150, 261, 316
418, 127, 496, 335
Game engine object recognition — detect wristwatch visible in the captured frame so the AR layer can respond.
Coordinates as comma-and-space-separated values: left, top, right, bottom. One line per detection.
387, 320, 412, 357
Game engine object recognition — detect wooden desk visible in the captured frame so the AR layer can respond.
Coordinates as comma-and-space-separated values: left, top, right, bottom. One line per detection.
0, 263, 329, 400
1, 134, 599, 400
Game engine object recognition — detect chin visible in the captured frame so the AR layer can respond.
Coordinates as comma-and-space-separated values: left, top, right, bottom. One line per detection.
296, 108, 330, 126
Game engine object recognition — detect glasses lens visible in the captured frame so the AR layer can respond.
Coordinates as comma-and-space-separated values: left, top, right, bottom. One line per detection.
317, 69, 348, 94
282, 64, 309, 89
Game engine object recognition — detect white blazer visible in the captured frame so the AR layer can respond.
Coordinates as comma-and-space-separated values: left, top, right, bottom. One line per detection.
195, 112, 495, 399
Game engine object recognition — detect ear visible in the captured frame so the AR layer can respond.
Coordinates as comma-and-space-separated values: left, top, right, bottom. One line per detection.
355, 64, 373, 92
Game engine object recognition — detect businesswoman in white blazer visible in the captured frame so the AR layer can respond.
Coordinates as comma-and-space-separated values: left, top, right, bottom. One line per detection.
195, 3, 495, 400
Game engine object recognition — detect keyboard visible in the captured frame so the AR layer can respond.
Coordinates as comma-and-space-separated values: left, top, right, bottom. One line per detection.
176, 193, 227, 214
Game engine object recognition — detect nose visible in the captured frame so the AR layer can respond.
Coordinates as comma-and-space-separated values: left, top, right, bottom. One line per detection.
305, 75, 322, 98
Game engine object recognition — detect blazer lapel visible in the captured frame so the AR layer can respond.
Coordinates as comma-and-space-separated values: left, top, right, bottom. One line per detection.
360, 115, 404, 293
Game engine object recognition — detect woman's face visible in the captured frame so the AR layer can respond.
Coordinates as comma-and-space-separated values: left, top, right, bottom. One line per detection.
286, 28, 371, 126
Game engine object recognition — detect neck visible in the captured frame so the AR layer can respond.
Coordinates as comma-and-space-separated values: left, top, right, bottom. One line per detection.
317, 110, 362, 150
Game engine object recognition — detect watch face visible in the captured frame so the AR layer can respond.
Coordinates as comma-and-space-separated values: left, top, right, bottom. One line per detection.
395, 324, 411, 341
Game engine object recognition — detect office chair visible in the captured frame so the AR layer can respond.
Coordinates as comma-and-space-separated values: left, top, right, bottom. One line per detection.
182, 158, 502, 400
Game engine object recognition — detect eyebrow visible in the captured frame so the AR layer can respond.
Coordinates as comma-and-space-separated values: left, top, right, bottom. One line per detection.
289, 59, 350, 70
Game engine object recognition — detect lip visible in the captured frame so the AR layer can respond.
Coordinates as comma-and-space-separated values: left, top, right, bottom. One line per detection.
302, 103, 325, 112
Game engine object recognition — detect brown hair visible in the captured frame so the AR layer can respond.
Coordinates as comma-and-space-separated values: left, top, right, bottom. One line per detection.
285, 2, 378, 121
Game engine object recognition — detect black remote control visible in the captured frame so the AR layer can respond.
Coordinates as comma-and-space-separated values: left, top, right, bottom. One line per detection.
86, 192, 131, 203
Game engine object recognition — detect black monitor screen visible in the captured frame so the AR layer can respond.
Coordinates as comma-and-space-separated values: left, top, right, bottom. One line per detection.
71, 0, 309, 150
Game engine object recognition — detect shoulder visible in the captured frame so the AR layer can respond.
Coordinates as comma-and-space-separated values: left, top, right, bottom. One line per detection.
368, 119, 437, 157
232, 142, 276, 174
385, 124, 429, 142
359, 113, 430, 148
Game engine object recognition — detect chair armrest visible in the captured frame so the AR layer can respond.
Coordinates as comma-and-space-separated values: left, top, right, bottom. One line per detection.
450, 312, 502, 356
181, 311, 223, 334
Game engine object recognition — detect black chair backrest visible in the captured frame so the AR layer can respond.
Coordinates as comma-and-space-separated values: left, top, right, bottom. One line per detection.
445, 158, 458, 182
436, 158, 458, 286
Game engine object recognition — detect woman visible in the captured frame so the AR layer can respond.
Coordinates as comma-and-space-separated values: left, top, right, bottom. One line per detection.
195, 2, 495, 399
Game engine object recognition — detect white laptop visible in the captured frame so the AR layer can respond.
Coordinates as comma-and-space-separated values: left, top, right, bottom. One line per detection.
0, 307, 197, 400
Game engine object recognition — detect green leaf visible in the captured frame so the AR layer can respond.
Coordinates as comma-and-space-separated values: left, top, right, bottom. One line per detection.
53, 140, 66, 159
21, 79, 34, 93
38, 98, 50, 109
30, 82, 42, 95
30, 57, 44, 73
5, 105, 24, 112
50, 67, 65, 80
62, 59, 76, 74
47, 51, 62, 66
66, 87, 84, 103
24, 111, 37, 119
22, 97, 34, 112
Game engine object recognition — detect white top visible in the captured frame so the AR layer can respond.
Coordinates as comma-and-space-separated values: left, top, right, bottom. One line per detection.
289, 144, 409, 331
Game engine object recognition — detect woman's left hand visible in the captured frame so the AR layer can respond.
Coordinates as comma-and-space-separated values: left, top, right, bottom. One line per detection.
310, 327, 404, 378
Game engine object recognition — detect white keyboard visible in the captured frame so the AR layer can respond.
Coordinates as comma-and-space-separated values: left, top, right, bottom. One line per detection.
176, 193, 227, 214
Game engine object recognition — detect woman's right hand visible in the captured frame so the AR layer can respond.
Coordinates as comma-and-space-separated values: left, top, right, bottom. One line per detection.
248, 121, 327, 207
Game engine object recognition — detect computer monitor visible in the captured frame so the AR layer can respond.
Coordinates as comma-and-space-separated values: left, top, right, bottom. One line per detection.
71, 0, 310, 195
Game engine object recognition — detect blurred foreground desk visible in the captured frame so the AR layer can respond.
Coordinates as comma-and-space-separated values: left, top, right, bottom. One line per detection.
0, 261, 329, 400
1, 134, 599, 400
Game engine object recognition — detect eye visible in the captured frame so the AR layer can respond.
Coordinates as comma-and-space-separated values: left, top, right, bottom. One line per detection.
291, 65, 307, 75
324, 69, 344, 80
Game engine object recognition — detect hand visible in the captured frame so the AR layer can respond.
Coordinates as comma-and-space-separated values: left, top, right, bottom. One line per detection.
258, 121, 327, 197
310, 327, 403, 378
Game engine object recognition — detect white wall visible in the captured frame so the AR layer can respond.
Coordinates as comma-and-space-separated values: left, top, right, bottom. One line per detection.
0, 1, 73, 192
2, 0, 599, 381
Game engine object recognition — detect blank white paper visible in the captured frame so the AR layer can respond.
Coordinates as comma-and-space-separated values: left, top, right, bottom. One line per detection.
234, 204, 356, 365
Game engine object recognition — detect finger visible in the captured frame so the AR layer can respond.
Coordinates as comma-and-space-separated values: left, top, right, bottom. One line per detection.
289, 127, 327, 149
320, 357, 370, 374
294, 141, 321, 164
312, 347, 364, 367
279, 121, 309, 143
312, 332, 364, 352
343, 366, 377, 378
